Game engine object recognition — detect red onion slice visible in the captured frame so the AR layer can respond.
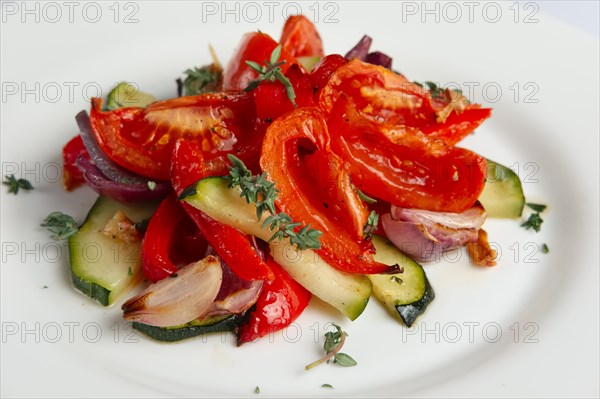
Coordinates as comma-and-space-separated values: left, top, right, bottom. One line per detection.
77, 155, 171, 203
122, 256, 223, 327
391, 202, 487, 230
345, 35, 393, 69
365, 51, 393, 69
345, 35, 373, 60
383, 203, 486, 262
204, 257, 263, 317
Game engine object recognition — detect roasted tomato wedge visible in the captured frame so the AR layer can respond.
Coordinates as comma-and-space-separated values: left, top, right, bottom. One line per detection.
221, 32, 301, 92
319, 59, 491, 145
89, 93, 262, 181
279, 15, 324, 58
327, 96, 487, 213
260, 107, 394, 275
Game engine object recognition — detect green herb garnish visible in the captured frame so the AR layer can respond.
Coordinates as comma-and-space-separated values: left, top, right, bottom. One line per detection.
180, 64, 221, 96
254, 386, 260, 394
227, 155, 322, 250
321, 384, 334, 389
527, 203, 547, 213
244, 44, 297, 107
127, 267, 133, 276
3, 174, 34, 194
414, 80, 466, 102
363, 210, 379, 238
41, 212, 78, 240
390, 276, 403, 285
305, 323, 357, 370
541, 243, 549, 254
356, 188, 377, 204
521, 212, 544, 232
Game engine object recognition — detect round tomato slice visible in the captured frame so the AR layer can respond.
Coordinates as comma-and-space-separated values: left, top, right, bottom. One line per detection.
221, 32, 301, 92
89, 93, 262, 181
279, 15, 324, 58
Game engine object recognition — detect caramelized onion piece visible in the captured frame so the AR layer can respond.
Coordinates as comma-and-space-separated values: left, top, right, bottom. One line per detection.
467, 229, 497, 267
383, 203, 486, 262
122, 256, 222, 327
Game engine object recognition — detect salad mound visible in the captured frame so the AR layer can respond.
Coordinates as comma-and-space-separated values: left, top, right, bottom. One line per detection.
58, 15, 525, 344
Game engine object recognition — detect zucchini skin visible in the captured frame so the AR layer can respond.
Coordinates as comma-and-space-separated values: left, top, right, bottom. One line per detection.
396, 279, 435, 327
478, 159, 525, 218
369, 235, 435, 327
70, 271, 110, 306
132, 315, 244, 342
68, 196, 156, 306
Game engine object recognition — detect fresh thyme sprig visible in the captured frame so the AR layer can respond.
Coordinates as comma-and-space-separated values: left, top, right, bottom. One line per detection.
227, 154, 322, 250
414, 80, 467, 102
41, 212, 78, 240
243, 44, 297, 107
521, 212, 544, 232
305, 323, 357, 370
363, 210, 379, 239
262, 213, 322, 250
3, 174, 34, 194
179, 64, 221, 96
356, 188, 377, 204
521, 202, 547, 233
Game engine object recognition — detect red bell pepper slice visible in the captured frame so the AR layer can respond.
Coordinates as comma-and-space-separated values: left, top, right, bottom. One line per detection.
237, 255, 311, 345
141, 194, 208, 283
62, 135, 89, 191
260, 107, 395, 275
171, 140, 274, 281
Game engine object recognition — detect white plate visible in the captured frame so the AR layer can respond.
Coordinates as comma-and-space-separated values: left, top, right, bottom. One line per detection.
1, 1, 598, 397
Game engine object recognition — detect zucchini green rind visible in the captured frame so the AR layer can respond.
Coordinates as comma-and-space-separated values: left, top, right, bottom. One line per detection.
132, 314, 243, 342
478, 159, 525, 218
106, 82, 157, 110
368, 235, 435, 327
68, 196, 156, 306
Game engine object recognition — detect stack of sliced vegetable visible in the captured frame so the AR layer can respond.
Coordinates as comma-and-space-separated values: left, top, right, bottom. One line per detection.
61, 15, 525, 343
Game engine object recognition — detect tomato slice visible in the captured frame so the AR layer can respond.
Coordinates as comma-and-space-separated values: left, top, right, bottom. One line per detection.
260, 107, 394, 275
279, 15, 324, 58
327, 96, 487, 213
89, 93, 262, 181
319, 59, 491, 145
221, 32, 301, 92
